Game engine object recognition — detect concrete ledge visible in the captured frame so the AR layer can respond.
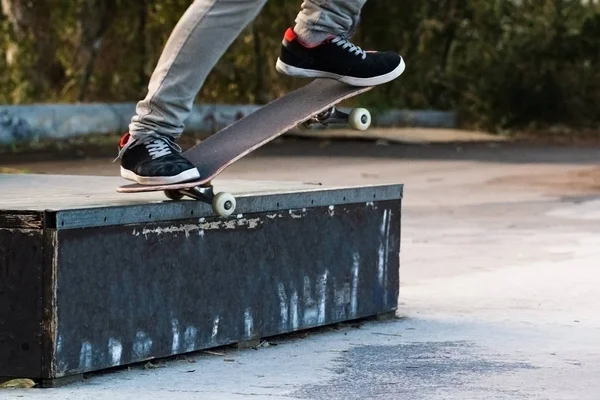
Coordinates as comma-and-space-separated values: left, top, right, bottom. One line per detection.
0, 103, 456, 144
0, 174, 402, 384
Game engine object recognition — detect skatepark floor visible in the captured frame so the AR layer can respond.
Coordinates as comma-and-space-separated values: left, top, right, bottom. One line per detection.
2, 134, 600, 399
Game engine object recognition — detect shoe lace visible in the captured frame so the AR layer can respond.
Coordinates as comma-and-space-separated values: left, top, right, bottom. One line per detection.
145, 138, 173, 159
332, 37, 366, 60
115, 133, 182, 161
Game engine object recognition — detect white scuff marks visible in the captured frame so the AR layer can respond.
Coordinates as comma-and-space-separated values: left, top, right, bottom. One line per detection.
133, 331, 153, 358
278, 283, 289, 328
132, 218, 264, 237
237, 214, 244, 219
291, 290, 299, 330
266, 213, 279, 219
132, 224, 202, 238
184, 327, 198, 352
334, 283, 350, 307
79, 341, 93, 369
244, 308, 254, 338
56, 335, 63, 355
171, 319, 180, 353
212, 316, 220, 339
200, 218, 263, 230
328, 205, 335, 216
288, 209, 305, 219
318, 270, 329, 325
351, 253, 360, 316
108, 338, 122, 366
303, 276, 318, 326
366, 201, 375, 207
378, 210, 391, 286
333, 283, 349, 320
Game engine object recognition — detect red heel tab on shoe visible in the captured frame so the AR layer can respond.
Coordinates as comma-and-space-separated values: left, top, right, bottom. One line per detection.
119, 132, 131, 148
284, 27, 297, 42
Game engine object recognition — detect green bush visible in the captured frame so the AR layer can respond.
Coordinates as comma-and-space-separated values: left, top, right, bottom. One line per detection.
0, 0, 598, 132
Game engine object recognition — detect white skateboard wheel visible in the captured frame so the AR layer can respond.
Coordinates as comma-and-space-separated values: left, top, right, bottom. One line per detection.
348, 108, 371, 131
212, 192, 236, 217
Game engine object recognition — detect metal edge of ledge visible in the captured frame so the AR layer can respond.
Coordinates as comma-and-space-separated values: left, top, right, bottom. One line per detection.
54, 184, 403, 230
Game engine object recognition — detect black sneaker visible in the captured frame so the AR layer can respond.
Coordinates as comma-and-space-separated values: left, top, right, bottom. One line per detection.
276, 28, 405, 87
117, 133, 200, 185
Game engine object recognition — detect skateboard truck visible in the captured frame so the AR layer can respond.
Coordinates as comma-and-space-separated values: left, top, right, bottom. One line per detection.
300, 106, 371, 131
164, 185, 237, 217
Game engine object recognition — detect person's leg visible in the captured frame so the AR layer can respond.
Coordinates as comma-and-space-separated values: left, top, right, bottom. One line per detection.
276, 0, 405, 87
294, 0, 367, 45
119, 0, 267, 185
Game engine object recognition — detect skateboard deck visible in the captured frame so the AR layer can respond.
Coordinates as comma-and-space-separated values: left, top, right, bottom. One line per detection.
117, 78, 373, 215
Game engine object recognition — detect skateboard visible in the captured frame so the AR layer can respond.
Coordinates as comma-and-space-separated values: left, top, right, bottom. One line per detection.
117, 78, 373, 216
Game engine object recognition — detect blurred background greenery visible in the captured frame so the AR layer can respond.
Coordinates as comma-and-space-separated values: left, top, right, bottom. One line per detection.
1, 0, 599, 132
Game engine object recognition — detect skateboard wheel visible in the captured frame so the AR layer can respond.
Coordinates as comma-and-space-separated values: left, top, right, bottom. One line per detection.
349, 108, 371, 131
164, 190, 184, 201
212, 192, 236, 217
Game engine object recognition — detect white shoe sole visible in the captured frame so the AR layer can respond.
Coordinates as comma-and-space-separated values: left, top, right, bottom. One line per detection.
275, 57, 406, 87
121, 166, 200, 185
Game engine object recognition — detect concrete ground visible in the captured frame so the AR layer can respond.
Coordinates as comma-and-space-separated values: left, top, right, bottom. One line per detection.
2, 132, 600, 399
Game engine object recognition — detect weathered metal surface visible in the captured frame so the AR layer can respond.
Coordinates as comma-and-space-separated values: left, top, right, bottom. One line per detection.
0, 212, 44, 229
0, 102, 456, 144
0, 228, 44, 377
0, 174, 403, 381
51, 201, 400, 376
0, 174, 402, 229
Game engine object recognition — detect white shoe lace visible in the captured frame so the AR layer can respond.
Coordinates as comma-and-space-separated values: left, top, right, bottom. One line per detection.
145, 139, 172, 159
116, 133, 182, 161
332, 37, 367, 60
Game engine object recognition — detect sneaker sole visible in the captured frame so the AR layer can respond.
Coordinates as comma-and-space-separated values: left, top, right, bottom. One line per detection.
275, 57, 406, 87
121, 167, 201, 186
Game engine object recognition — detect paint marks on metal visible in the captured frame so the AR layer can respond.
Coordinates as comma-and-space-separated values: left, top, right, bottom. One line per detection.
184, 327, 198, 352
329, 205, 335, 216
171, 319, 180, 353
212, 316, 220, 340
132, 224, 202, 238
133, 331, 153, 358
79, 341, 93, 369
244, 308, 254, 338
291, 290, 299, 330
132, 217, 263, 237
351, 253, 360, 316
267, 210, 307, 220
278, 283, 289, 328
303, 276, 319, 326
318, 270, 329, 324
56, 334, 63, 355
108, 338, 122, 366
378, 210, 392, 286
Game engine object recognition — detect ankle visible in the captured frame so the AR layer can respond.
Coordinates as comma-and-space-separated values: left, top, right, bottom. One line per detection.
290, 26, 332, 47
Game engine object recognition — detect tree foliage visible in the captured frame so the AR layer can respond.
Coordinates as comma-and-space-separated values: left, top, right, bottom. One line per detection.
1, 0, 599, 131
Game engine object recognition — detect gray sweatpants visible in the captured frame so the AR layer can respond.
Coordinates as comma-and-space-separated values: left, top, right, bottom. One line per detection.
129, 0, 367, 140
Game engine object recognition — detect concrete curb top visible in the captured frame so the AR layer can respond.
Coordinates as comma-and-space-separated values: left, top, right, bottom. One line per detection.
0, 103, 456, 144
